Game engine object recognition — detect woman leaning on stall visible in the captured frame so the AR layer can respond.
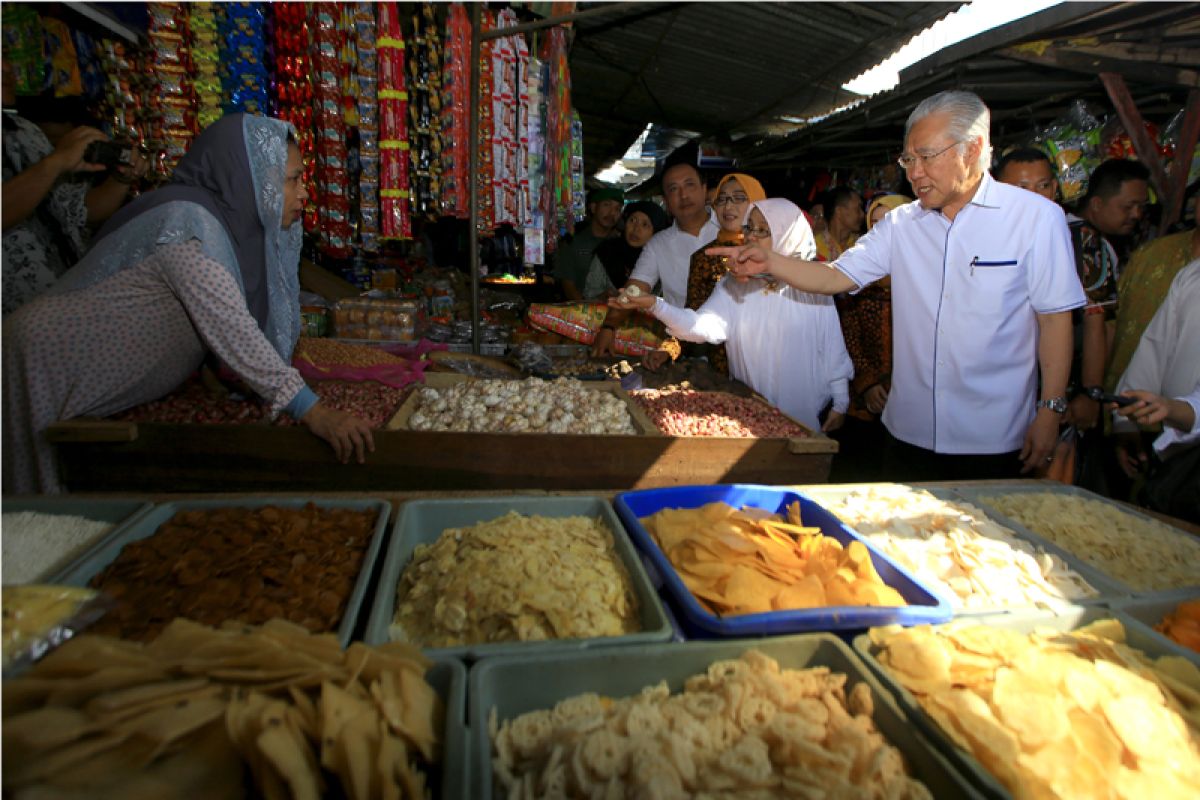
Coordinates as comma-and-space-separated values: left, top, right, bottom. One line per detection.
2, 114, 374, 494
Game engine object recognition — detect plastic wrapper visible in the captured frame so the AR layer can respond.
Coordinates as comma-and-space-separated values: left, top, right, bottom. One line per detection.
378, 2, 412, 240
329, 296, 426, 341
510, 342, 556, 374
527, 302, 663, 356
1038, 100, 1103, 203
1161, 107, 1200, 185
2, 585, 112, 675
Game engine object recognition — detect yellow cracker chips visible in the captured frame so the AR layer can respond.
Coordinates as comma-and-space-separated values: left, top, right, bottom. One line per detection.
642, 501, 906, 616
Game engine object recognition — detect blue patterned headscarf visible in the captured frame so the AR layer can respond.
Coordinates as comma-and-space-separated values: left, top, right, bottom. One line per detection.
49, 114, 303, 359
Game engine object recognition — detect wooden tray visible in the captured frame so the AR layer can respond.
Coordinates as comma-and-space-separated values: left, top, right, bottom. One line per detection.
385, 372, 662, 437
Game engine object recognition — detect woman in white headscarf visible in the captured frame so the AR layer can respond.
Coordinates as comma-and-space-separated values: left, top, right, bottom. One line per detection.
613, 198, 852, 432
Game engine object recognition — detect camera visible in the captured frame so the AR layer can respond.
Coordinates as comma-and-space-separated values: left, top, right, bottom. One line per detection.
82, 140, 134, 170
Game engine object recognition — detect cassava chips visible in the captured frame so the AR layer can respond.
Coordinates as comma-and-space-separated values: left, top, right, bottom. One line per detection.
390, 512, 640, 647
869, 619, 1200, 799
813, 485, 1099, 610
641, 501, 906, 616
2, 617, 442, 799
980, 492, 1200, 591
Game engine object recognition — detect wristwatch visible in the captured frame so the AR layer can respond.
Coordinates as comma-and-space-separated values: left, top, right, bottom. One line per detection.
1037, 396, 1068, 414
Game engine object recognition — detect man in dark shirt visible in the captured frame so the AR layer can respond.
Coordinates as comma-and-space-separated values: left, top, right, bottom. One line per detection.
553, 187, 622, 301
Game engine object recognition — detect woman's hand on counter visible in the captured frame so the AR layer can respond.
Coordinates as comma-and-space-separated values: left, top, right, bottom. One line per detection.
302, 402, 375, 464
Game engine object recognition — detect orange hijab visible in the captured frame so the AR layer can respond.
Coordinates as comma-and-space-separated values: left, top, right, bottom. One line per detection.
712, 173, 767, 243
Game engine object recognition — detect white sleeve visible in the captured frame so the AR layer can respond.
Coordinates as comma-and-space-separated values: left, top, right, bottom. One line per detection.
1113, 279, 1177, 433
832, 220, 891, 290
650, 289, 732, 345
628, 237, 662, 287
1152, 381, 1200, 454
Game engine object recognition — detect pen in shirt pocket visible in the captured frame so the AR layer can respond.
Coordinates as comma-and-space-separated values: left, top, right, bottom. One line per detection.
970, 255, 978, 276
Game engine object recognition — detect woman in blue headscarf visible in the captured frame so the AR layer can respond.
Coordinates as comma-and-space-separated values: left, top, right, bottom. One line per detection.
3, 113, 374, 493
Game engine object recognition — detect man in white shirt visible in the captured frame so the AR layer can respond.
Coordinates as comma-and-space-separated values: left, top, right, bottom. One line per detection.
711, 90, 1085, 479
591, 155, 719, 356
1112, 260, 1200, 522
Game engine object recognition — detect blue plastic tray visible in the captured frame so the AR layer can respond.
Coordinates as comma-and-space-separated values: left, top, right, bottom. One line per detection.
468, 634, 983, 799
362, 496, 673, 660
614, 484, 954, 636
52, 498, 392, 647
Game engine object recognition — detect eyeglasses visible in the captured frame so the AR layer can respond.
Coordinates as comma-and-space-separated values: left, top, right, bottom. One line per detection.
741, 224, 771, 240
712, 194, 750, 207
897, 140, 962, 171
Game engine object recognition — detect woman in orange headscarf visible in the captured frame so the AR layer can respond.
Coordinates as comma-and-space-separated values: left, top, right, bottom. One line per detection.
645, 173, 766, 373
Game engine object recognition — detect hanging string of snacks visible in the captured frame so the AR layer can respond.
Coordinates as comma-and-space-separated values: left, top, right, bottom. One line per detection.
189, 3, 222, 130
146, 3, 195, 174
440, 2, 472, 219
491, 8, 521, 228
268, 2, 316, 232
219, 2, 268, 115
309, 2, 352, 258
407, 2, 443, 222
353, 3, 380, 253
475, 8, 496, 234
378, 2, 413, 241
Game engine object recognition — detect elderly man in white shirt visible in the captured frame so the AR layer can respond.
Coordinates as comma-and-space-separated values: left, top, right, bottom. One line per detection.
711, 90, 1085, 479
591, 157, 719, 357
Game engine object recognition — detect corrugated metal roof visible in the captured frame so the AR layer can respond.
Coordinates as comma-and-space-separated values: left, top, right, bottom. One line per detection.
734, 1, 1200, 169
567, 1, 964, 173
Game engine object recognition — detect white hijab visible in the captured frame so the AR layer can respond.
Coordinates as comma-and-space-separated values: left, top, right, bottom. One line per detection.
746, 198, 817, 260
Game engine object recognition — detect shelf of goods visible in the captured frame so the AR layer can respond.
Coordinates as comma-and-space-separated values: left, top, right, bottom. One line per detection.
43, 373, 836, 492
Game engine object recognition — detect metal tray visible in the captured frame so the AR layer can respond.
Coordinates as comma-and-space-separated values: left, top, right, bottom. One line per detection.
427, 658, 470, 800
952, 482, 1200, 596
2, 497, 154, 584
468, 633, 982, 799
796, 482, 1129, 615
363, 496, 673, 660
52, 498, 392, 647
1108, 587, 1200, 666
853, 606, 1192, 799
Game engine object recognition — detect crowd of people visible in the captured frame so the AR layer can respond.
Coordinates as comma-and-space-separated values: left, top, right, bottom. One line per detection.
3, 76, 1196, 519
556, 90, 1198, 521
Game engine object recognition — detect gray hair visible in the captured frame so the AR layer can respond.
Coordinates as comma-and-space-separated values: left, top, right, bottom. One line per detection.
905, 90, 992, 172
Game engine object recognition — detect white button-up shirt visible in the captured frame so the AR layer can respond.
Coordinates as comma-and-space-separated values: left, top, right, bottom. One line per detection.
629, 211, 720, 307
1114, 260, 1200, 459
834, 171, 1085, 454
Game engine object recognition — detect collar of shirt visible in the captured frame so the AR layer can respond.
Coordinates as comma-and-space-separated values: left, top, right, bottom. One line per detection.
910, 170, 1000, 221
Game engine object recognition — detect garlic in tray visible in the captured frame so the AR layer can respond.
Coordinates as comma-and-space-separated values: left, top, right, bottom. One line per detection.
407, 378, 637, 435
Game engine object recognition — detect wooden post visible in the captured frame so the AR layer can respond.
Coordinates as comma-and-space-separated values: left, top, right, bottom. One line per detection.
1099, 73, 1169, 192
1163, 89, 1200, 232
468, 4, 482, 354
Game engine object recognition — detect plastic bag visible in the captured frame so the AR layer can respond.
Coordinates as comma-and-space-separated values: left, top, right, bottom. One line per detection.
1038, 100, 1103, 202
2, 585, 111, 676
510, 342, 555, 374
1160, 108, 1200, 185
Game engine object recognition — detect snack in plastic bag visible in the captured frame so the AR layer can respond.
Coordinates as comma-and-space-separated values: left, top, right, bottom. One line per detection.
1039, 100, 1103, 202
2, 585, 110, 674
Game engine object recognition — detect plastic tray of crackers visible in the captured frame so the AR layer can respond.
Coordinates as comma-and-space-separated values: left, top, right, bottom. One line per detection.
953, 483, 1200, 596
52, 498, 392, 647
614, 485, 953, 637
854, 606, 1200, 799
363, 496, 673, 660
468, 633, 982, 798
796, 482, 1128, 615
